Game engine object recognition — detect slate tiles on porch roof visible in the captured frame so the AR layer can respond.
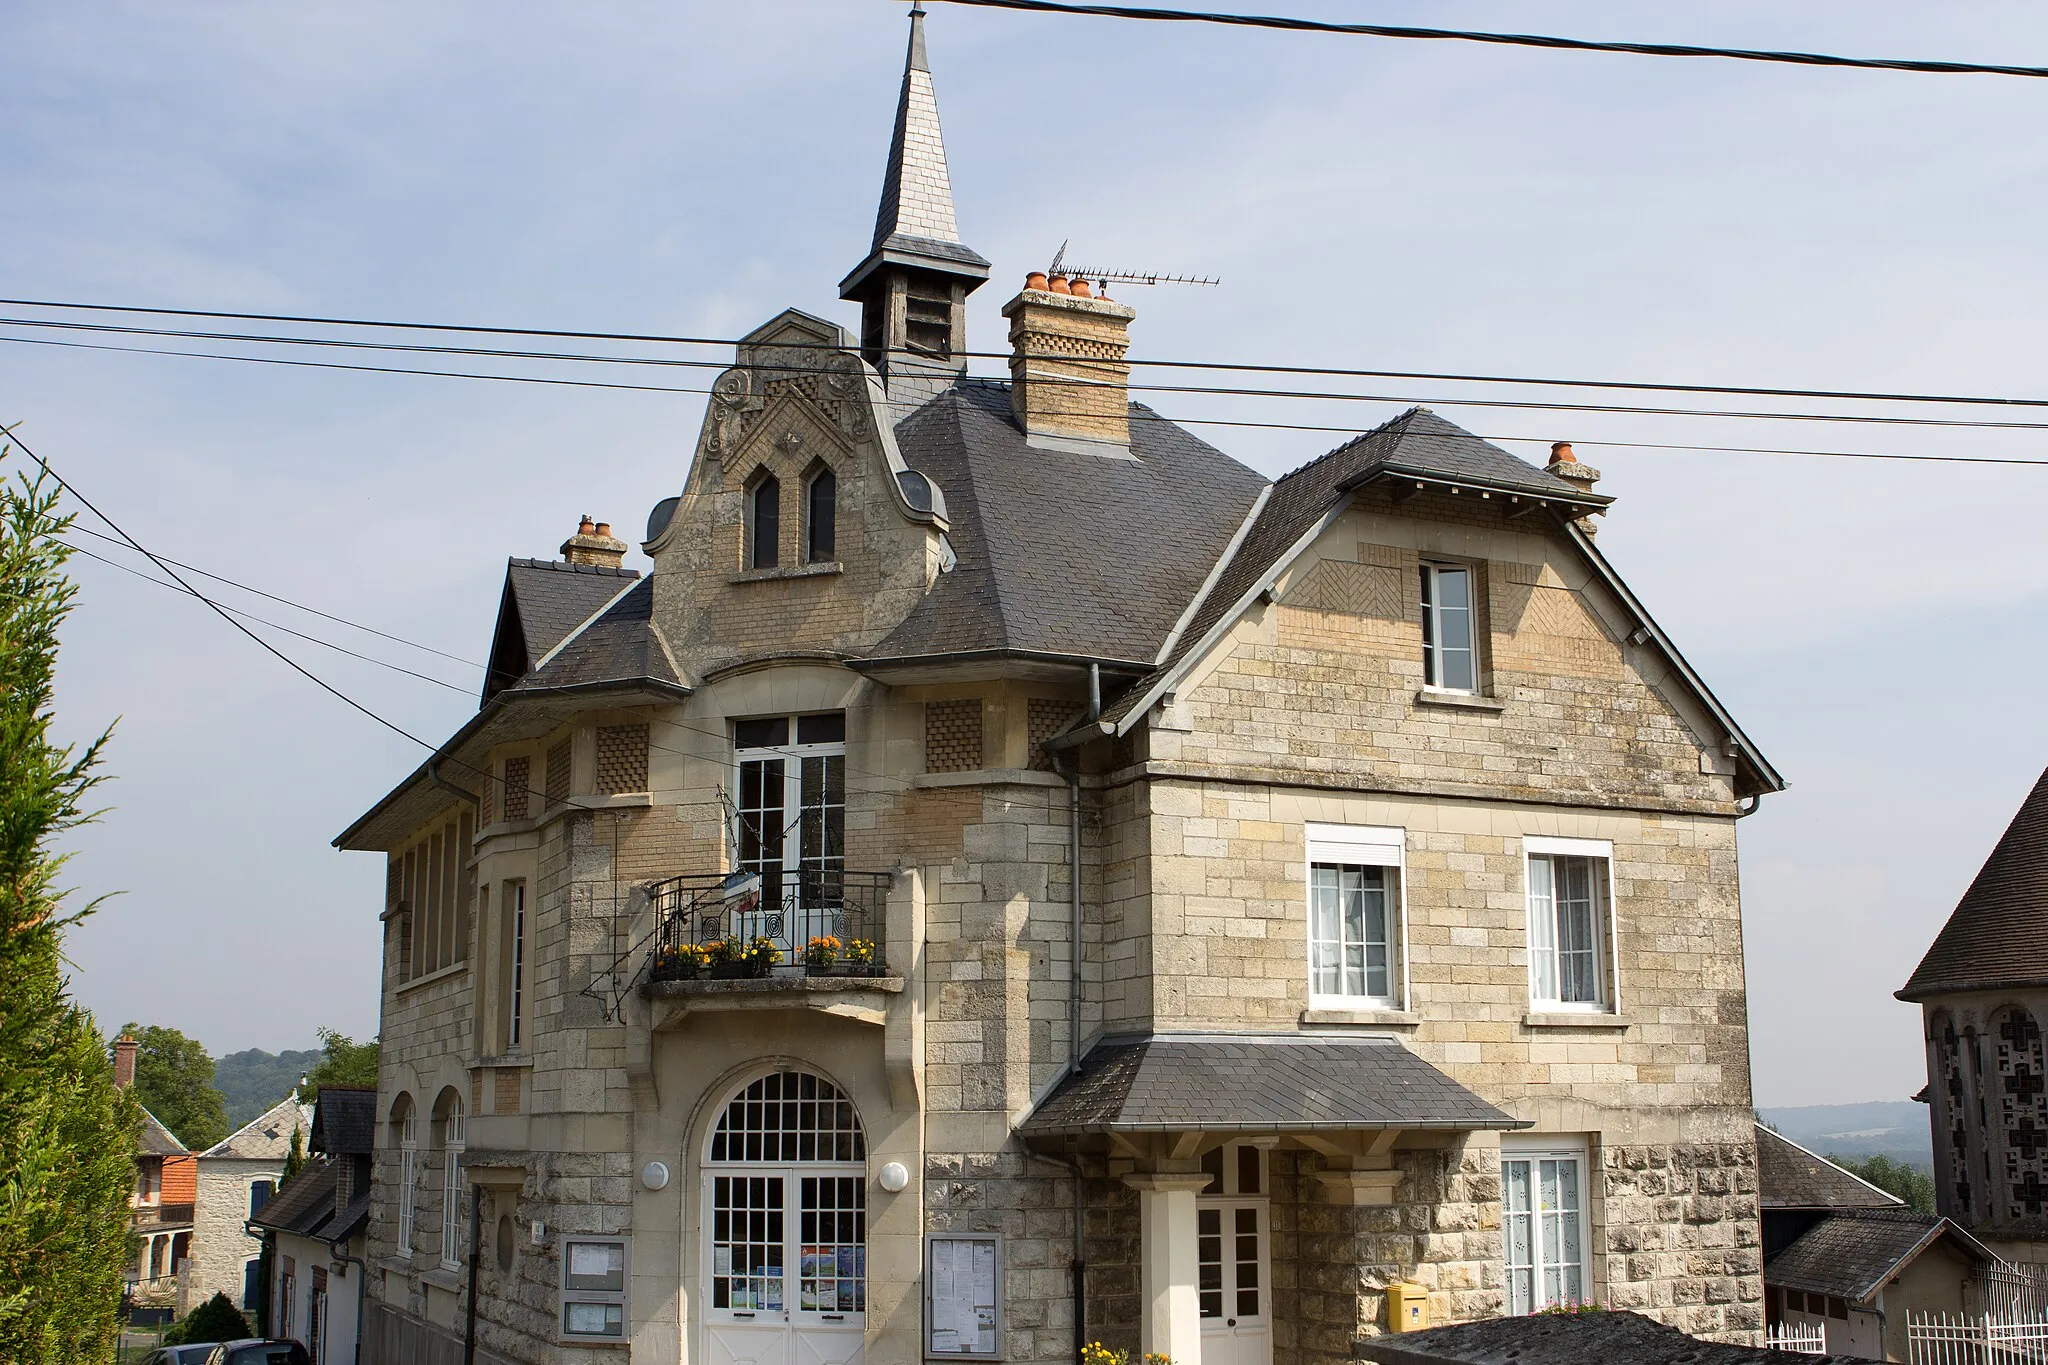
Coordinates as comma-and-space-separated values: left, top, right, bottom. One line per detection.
1019, 1033, 1525, 1136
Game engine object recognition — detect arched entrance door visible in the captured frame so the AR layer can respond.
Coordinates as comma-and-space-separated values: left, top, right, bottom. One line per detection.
702, 1070, 867, 1365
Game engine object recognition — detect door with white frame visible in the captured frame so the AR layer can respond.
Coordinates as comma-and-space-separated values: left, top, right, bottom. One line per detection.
701, 1070, 867, 1365
1198, 1142, 1274, 1365
1500, 1137, 1592, 1314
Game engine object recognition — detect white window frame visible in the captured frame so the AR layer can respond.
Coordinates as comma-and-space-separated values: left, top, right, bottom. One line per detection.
439, 1104, 466, 1271
507, 881, 526, 1051
560, 1235, 630, 1341
1420, 561, 1479, 694
1304, 824, 1407, 1011
396, 1111, 418, 1257
1522, 836, 1619, 1014
732, 714, 847, 908
1501, 1135, 1593, 1315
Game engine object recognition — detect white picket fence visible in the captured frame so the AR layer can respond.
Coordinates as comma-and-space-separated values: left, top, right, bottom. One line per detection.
1764, 1321, 1827, 1355
1906, 1311, 2048, 1365
1983, 1263, 2048, 1324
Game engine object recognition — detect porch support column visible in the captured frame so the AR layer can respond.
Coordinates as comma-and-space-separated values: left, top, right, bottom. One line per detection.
1122, 1173, 1209, 1365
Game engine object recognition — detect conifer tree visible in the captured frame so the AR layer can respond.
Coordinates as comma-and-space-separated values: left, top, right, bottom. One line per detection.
0, 445, 140, 1363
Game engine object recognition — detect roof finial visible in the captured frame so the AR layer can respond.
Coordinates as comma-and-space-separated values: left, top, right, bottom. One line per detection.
908, 2, 929, 73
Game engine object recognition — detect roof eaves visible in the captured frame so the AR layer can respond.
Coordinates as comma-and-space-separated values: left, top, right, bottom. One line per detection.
1563, 520, 1785, 797
1108, 501, 1351, 739
1897, 973, 2048, 1003
1348, 463, 1614, 510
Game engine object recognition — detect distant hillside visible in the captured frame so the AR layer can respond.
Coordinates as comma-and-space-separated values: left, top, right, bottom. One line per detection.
1757, 1100, 1933, 1168
215, 1047, 320, 1127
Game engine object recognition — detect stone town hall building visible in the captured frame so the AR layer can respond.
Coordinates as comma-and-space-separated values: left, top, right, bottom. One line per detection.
340, 9, 1784, 1364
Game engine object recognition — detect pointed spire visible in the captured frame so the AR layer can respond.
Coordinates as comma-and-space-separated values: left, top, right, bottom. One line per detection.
841, 2, 990, 395
872, 1, 962, 250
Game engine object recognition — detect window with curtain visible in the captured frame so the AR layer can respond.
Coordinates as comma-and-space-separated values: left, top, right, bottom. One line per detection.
1305, 824, 1405, 1008
1526, 839, 1612, 1009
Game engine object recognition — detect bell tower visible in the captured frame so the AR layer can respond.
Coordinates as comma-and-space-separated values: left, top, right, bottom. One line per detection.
839, 3, 990, 408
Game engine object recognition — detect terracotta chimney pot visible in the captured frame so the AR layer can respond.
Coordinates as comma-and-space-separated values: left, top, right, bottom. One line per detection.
594, 522, 611, 538
578, 515, 595, 535
1025, 271, 1049, 291
1069, 277, 1094, 298
114, 1034, 138, 1090
561, 516, 630, 569
1550, 442, 1577, 464
1048, 274, 1072, 295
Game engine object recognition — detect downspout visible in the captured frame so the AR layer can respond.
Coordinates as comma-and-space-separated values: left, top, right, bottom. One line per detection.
462, 1194, 481, 1365
429, 759, 480, 810
330, 1243, 368, 1365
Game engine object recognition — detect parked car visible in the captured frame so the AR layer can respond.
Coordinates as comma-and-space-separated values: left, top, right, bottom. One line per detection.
142, 1348, 221, 1365
201, 1343, 312, 1365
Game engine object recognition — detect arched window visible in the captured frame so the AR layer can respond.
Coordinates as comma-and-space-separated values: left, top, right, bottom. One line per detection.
434, 1089, 467, 1271
1992, 1006, 2048, 1221
703, 1071, 866, 1326
805, 468, 836, 564
391, 1094, 418, 1255
749, 474, 780, 570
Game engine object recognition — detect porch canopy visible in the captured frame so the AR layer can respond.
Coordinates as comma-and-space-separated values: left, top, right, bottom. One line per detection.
1020, 1031, 1526, 1144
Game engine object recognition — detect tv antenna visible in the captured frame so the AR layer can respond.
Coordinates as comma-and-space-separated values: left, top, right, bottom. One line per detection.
1045, 240, 1219, 295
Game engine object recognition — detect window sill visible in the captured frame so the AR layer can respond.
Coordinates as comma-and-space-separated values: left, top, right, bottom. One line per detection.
729, 562, 842, 584
421, 1265, 466, 1292
376, 1255, 412, 1276
395, 962, 469, 996
1524, 1011, 1630, 1030
471, 1053, 535, 1070
1303, 1007, 1419, 1028
1413, 688, 1505, 712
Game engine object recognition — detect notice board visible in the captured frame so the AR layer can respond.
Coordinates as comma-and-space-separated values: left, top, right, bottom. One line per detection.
925, 1233, 1002, 1360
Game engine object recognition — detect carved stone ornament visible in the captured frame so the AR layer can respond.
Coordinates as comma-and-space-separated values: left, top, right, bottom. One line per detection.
706, 368, 758, 456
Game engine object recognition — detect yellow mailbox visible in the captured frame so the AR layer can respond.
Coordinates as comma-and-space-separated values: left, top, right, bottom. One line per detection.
1386, 1282, 1430, 1333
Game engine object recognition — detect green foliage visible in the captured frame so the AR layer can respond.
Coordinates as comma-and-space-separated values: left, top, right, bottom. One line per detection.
118, 1021, 230, 1151
281, 1127, 305, 1183
0, 452, 140, 1363
161, 1292, 251, 1346
216, 1046, 321, 1126
295, 1027, 378, 1101
1829, 1152, 1937, 1215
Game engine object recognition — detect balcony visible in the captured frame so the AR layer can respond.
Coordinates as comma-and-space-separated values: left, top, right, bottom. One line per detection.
639, 869, 903, 1025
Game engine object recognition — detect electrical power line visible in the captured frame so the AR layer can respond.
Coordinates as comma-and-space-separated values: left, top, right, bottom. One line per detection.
925, 0, 2048, 80
10, 328, 2048, 469
67, 542, 476, 694
8, 295, 2048, 411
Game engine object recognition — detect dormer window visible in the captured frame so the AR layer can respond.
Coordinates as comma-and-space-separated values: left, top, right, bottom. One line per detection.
748, 474, 780, 570
1420, 562, 1476, 692
805, 467, 837, 564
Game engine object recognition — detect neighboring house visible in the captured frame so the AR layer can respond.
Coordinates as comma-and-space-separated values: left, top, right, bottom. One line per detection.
189, 1094, 313, 1315
1758, 1123, 1993, 1359
338, 8, 1785, 1365
1897, 763, 2048, 1267
251, 1087, 376, 1365
118, 1033, 197, 1312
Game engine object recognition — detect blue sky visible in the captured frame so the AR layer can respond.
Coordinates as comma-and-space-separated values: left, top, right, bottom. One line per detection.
6, 1, 2047, 1104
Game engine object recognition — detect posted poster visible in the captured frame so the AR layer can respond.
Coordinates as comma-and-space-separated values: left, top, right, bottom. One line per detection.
926, 1235, 1000, 1359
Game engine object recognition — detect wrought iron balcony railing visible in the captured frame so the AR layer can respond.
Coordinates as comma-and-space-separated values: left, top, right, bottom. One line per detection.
645, 869, 890, 984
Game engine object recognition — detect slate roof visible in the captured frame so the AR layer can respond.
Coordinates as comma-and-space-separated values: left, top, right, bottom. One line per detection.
1356, 1308, 1862, 1365
310, 1086, 376, 1158
1096, 407, 1604, 728
1756, 1124, 1903, 1211
200, 1095, 309, 1161
867, 383, 1267, 666
136, 1108, 187, 1157
249, 1159, 339, 1239
1900, 763, 2048, 999
483, 558, 641, 703
1019, 1032, 1524, 1137
1764, 1210, 1991, 1304
502, 577, 682, 697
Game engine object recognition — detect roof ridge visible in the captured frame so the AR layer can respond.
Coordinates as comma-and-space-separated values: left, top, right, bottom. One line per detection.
1274, 405, 1424, 485
506, 556, 639, 578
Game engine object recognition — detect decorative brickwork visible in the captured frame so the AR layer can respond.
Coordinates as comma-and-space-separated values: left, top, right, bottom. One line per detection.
502, 756, 530, 821
544, 741, 570, 806
1996, 1007, 2048, 1220
925, 699, 982, 773
1027, 698, 1081, 770
494, 1068, 521, 1116
595, 724, 649, 794
477, 763, 494, 826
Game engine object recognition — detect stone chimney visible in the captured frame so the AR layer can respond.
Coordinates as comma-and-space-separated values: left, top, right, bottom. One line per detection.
560, 516, 627, 568
1003, 274, 1138, 452
1545, 442, 1605, 535
114, 1034, 137, 1089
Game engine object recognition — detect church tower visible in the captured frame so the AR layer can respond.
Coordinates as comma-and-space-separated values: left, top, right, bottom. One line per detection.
839, 3, 990, 407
